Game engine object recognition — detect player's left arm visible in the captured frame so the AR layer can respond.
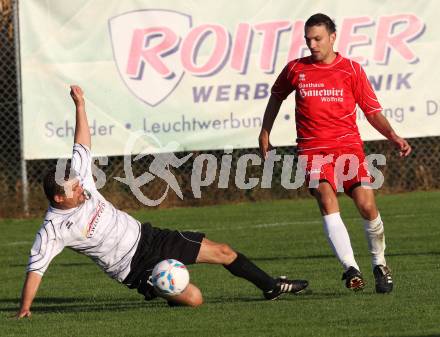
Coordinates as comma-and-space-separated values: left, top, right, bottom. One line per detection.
70, 85, 96, 190
70, 85, 91, 149
353, 62, 411, 157
365, 112, 411, 157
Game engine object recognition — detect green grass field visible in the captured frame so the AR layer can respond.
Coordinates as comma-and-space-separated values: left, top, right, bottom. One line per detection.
1, 191, 439, 337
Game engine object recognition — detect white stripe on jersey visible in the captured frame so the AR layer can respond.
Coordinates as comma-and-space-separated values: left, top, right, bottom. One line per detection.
338, 107, 357, 120
27, 144, 141, 282
297, 142, 362, 152
336, 133, 358, 139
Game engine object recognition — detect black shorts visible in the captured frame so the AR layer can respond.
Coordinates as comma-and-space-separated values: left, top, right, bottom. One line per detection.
123, 222, 205, 299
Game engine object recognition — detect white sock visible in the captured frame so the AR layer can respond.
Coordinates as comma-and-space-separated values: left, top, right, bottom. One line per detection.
363, 213, 386, 268
323, 212, 359, 271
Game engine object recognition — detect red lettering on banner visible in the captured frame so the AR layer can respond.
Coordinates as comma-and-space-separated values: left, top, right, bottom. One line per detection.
254, 21, 291, 73
230, 23, 253, 73
338, 16, 374, 65
181, 24, 230, 76
126, 27, 179, 78
287, 20, 307, 61
374, 14, 424, 64
124, 15, 425, 80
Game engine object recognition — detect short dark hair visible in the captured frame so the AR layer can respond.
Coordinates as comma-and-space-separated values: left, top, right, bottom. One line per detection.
305, 13, 336, 33
43, 162, 75, 205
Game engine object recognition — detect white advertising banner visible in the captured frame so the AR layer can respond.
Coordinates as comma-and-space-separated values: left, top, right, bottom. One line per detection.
19, 0, 440, 159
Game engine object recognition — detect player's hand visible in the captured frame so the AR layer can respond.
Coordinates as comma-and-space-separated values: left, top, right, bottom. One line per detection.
14, 309, 32, 319
391, 135, 411, 157
258, 129, 273, 159
70, 85, 85, 107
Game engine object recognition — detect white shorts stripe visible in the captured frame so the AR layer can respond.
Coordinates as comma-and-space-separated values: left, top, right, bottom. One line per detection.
178, 231, 202, 245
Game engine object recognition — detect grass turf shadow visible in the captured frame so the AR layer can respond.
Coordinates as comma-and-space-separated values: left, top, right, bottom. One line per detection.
0, 296, 165, 314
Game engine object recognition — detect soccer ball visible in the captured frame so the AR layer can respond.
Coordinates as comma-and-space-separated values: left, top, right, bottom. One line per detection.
151, 259, 190, 296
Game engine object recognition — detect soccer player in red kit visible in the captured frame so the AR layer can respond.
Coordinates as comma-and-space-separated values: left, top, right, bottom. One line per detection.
259, 13, 411, 293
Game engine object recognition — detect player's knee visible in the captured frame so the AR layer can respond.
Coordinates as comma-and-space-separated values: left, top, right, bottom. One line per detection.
187, 289, 203, 307
168, 285, 204, 307
319, 195, 337, 213
189, 295, 203, 307
217, 243, 237, 264
358, 201, 377, 219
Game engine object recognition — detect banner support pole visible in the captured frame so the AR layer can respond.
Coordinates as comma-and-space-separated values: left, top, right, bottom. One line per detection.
13, 0, 29, 216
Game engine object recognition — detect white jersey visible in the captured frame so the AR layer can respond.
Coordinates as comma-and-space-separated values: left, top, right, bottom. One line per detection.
27, 144, 141, 282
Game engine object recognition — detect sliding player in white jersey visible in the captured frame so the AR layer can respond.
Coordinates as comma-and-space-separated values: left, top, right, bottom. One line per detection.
16, 85, 308, 318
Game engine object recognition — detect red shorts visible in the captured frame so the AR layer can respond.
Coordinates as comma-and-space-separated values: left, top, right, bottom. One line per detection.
301, 146, 372, 195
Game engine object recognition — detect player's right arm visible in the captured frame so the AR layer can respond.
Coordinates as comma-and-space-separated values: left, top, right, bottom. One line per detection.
259, 62, 295, 159
15, 272, 42, 319
259, 95, 283, 159
16, 223, 64, 318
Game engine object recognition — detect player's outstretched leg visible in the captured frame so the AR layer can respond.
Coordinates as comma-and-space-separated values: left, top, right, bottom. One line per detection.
351, 187, 393, 293
196, 238, 308, 300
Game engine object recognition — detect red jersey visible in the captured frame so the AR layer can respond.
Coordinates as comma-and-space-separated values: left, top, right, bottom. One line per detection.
271, 53, 381, 152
